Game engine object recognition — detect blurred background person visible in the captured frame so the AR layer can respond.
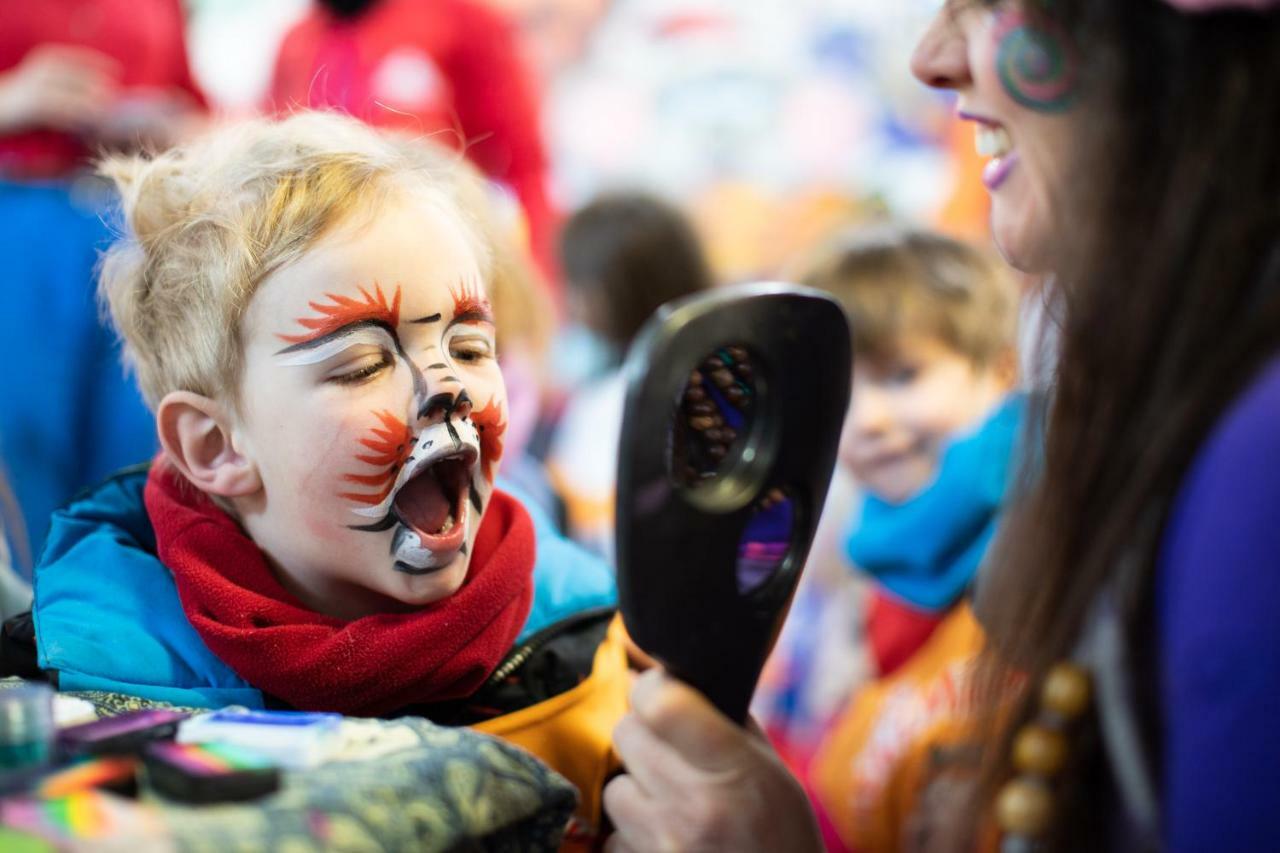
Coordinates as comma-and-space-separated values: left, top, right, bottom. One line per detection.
546, 191, 713, 559
798, 227, 1021, 853
0, 0, 206, 567
818, 227, 1019, 679
264, 0, 559, 287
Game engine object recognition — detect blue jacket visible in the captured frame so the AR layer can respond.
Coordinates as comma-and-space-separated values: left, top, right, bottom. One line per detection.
31, 467, 617, 709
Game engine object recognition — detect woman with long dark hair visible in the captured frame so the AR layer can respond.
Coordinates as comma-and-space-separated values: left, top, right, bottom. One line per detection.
602, 0, 1280, 850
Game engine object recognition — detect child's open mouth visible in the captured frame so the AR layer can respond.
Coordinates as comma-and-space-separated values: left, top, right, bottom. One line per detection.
346, 413, 485, 574
392, 451, 473, 557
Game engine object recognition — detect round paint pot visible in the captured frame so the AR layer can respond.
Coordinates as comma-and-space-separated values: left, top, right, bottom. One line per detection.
0, 681, 55, 782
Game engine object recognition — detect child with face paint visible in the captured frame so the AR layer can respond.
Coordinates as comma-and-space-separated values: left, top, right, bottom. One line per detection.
2, 113, 625, 848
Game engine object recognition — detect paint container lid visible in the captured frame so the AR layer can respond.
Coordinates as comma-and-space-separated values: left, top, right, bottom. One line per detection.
0, 681, 55, 775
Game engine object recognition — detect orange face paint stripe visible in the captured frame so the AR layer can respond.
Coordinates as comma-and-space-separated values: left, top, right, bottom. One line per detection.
472, 397, 507, 483
449, 279, 493, 325
340, 410, 413, 505
278, 283, 402, 345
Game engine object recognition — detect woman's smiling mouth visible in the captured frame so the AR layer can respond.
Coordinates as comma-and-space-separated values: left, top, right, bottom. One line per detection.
961, 110, 1019, 191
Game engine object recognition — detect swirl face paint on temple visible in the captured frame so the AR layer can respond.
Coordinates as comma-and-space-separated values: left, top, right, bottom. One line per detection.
992, 9, 1078, 113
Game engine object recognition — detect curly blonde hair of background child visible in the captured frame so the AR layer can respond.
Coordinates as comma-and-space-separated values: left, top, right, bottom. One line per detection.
98, 111, 492, 411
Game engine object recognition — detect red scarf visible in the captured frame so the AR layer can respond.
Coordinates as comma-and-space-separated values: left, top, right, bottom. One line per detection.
144, 461, 535, 716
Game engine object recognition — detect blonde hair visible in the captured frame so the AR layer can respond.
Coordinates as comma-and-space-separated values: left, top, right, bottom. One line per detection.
801, 225, 1018, 368
99, 111, 490, 410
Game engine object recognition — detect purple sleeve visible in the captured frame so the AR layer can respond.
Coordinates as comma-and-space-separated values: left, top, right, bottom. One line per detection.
1157, 357, 1280, 852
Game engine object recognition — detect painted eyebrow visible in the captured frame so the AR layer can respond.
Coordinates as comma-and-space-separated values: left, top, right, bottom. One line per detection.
410, 313, 442, 324
452, 307, 495, 325
277, 283, 401, 345
449, 279, 495, 328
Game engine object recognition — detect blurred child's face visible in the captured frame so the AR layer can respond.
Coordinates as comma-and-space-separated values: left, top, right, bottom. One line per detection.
840, 335, 1008, 504
233, 192, 508, 616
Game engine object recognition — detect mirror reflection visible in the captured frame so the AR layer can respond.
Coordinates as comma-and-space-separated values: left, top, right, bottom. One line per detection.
737, 489, 794, 595
669, 343, 794, 594
671, 345, 757, 489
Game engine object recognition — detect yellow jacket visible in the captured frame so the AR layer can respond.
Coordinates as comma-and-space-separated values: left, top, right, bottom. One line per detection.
475, 614, 631, 850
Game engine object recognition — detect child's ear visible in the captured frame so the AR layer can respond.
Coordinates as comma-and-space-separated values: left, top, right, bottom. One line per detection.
156, 391, 261, 498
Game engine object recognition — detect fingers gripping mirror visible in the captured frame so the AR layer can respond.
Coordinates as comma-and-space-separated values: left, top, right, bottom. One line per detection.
615, 283, 851, 724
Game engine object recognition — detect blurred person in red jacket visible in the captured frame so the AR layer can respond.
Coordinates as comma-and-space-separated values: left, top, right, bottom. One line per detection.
266, 0, 558, 291
0, 0, 206, 564
0, 0, 205, 179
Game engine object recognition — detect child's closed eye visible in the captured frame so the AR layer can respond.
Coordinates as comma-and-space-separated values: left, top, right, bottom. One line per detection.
449, 338, 494, 364
328, 351, 394, 385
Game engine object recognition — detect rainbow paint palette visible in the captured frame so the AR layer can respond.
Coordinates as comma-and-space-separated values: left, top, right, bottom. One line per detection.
35, 756, 139, 798
143, 742, 280, 804
0, 789, 165, 845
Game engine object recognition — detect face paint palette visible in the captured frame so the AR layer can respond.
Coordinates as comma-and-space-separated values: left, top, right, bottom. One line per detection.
57, 710, 188, 759
177, 709, 342, 770
614, 283, 851, 724
36, 756, 140, 799
143, 741, 280, 804
0, 683, 54, 770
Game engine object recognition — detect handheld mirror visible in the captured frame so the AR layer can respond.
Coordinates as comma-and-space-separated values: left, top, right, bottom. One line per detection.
615, 283, 851, 724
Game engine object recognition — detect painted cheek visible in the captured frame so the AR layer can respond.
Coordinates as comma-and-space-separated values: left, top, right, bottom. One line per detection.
471, 397, 507, 483
990, 9, 1078, 114
282, 415, 349, 500
292, 449, 357, 542
340, 410, 414, 505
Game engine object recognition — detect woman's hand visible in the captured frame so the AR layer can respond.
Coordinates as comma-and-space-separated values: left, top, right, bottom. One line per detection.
605, 668, 824, 852
0, 45, 120, 135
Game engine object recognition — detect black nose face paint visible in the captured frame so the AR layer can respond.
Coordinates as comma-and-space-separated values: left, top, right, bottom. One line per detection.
615, 283, 851, 724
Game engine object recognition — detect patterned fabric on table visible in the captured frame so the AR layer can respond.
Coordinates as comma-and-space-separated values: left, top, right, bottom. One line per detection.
0, 679, 578, 851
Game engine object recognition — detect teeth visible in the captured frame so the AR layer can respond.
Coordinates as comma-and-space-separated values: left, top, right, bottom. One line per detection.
975, 125, 1012, 158
439, 513, 455, 534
